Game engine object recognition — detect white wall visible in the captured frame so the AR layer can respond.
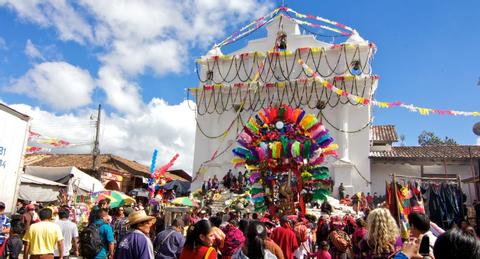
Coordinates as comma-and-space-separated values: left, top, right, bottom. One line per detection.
0, 106, 30, 213
191, 15, 377, 192
371, 161, 476, 205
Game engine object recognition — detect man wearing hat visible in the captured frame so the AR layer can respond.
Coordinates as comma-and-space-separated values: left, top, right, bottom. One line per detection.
114, 210, 156, 259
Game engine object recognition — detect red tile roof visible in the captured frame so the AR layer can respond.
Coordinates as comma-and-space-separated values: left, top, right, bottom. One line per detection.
371, 125, 398, 143
370, 145, 480, 160
24, 154, 190, 181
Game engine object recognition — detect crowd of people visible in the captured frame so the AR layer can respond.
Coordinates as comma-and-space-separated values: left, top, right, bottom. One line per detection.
202, 170, 248, 195
1, 197, 480, 259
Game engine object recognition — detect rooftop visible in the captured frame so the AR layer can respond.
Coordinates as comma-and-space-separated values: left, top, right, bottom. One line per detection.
371, 125, 398, 143
24, 154, 191, 182
370, 145, 480, 160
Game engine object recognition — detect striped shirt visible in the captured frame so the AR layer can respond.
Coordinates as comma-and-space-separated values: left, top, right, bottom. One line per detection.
0, 214, 11, 245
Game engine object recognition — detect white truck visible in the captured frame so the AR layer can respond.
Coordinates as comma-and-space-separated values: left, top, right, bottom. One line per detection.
0, 103, 30, 214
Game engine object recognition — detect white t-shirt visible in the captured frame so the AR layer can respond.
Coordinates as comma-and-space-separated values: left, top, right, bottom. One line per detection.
54, 219, 79, 256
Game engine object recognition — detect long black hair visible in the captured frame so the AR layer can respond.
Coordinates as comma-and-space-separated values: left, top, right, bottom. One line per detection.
185, 219, 213, 249
433, 228, 480, 259
245, 221, 267, 259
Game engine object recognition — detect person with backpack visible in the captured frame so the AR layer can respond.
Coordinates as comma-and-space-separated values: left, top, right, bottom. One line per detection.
80, 208, 114, 259
327, 216, 351, 259
153, 217, 185, 259
114, 210, 157, 259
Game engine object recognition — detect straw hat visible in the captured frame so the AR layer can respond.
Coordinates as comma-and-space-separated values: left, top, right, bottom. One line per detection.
127, 210, 156, 226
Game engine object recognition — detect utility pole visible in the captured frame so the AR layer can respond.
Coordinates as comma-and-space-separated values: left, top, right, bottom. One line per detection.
92, 104, 101, 180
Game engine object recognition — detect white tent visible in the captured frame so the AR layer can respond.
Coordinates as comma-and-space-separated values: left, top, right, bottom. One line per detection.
25, 166, 104, 195
19, 174, 66, 202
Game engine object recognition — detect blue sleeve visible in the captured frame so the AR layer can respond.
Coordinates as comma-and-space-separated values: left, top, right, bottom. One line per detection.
175, 233, 185, 256
5, 217, 10, 228
102, 224, 115, 244
134, 234, 151, 259
393, 252, 409, 259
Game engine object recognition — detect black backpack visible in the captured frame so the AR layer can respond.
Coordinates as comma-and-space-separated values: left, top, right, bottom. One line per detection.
79, 224, 103, 258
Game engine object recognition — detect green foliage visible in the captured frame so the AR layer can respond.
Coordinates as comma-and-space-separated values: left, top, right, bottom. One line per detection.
418, 131, 458, 146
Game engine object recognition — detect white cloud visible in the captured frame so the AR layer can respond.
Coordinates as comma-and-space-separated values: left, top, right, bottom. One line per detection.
25, 39, 44, 60
0, 0, 94, 44
7, 62, 95, 110
0, 0, 274, 114
97, 66, 142, 114
8, 100, 196, 173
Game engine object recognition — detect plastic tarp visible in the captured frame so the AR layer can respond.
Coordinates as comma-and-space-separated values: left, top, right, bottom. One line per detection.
161, 180, 191, 195
25, 166, 104, 195
19, 174, 65, 202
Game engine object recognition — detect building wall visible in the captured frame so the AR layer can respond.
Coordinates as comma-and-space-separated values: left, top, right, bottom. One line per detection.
371, 161, 477, 204
192, 16, 377, 192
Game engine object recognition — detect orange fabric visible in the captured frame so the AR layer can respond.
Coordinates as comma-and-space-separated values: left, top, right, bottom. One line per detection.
264, 238, 285, 259
179, 245, 217, 259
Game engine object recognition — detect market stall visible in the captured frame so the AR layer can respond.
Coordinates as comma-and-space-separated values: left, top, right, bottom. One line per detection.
18, 173, 66, 202
25, 166, 104, 194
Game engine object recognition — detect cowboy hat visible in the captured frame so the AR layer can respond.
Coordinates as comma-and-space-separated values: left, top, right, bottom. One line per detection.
127, 210, 156, 226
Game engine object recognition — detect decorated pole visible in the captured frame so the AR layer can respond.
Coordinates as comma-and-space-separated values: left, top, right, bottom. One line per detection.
232, 104, 338, 216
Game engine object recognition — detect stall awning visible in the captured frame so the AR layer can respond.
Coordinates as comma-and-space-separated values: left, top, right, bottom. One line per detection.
25, 166, 104, 193
19, 174, 66, 202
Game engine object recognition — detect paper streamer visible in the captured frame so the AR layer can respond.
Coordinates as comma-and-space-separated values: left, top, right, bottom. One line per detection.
150, 149, 158, 173
298, 59, 480, 117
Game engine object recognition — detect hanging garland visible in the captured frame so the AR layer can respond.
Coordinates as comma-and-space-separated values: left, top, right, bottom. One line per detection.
232, 105, 338, 214
188, 75, 376, 116
196, 44, 375, 84
299, 59, 480, 117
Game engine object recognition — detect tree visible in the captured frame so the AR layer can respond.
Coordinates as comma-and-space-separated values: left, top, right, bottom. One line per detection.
418, 131, 458, 146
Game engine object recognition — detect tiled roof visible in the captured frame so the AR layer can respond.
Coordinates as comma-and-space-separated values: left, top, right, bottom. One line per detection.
370, 145, 480, 160
371, 125, 398, 143
24, 154, 190, 181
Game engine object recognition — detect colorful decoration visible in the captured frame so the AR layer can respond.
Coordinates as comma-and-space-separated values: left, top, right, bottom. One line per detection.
298, 59, 480, 117
150, 149, 158, 173
232, 105, 338, 215
97, 191, 135, 208
214, 7, 355, 48
170, 197, 199, 207
28, 130, 71, 147
152, 154, 180, 179
26, 146, 47, 154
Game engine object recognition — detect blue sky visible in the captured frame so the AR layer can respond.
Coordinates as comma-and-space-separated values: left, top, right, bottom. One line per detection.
0, 0, 479, 169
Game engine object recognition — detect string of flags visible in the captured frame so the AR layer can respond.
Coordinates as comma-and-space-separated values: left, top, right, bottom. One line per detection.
29, 130, 71, 147
215, 7, 356, 48
26, 130, 73, 154
298, 59, 480, 117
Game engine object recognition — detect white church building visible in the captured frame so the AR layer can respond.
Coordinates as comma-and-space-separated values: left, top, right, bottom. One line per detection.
189, 12, 480, 204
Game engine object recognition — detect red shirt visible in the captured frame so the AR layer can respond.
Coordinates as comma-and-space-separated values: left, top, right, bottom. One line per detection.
270, 226, 299, 259
179, 245, 217, 259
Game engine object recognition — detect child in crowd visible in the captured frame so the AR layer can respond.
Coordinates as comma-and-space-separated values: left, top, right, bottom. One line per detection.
6, 221, 24, 259
309, 241, 331, 259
